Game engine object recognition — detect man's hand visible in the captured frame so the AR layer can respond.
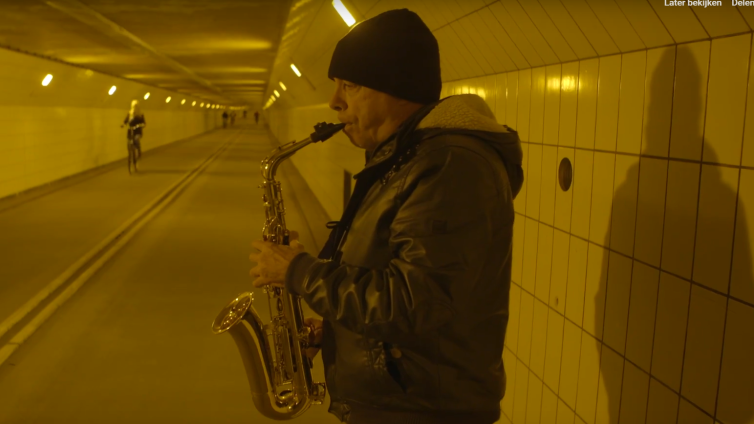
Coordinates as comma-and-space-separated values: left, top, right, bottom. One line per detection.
304, 317, 323, 360
249, 230, 305, 288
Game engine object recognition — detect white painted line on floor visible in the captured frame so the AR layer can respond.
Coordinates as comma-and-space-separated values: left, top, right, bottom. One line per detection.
0, 132, 239, 367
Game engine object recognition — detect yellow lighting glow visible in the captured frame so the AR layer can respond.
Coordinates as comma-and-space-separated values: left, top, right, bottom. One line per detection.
42, 74, 53, 86
108, 86, 117, 95
290, 64, 301, 77
166, 96, 171, 103
144, 92, 150, 100
192, 101, 196, 106
561, 76, 576, 92
181, 99, 186, 104
332, 0, 356, 27
274, 90, 280, 98
279, 81, 287, 91
201, 102, 205, 107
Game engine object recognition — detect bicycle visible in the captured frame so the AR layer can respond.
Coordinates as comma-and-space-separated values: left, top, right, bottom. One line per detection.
122, 123, 144, 174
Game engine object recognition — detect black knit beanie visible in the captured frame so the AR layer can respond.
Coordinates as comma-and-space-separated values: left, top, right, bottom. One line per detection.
328, 9, 441, 104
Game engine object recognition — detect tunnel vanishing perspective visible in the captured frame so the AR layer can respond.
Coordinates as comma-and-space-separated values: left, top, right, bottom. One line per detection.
1, 1, 753, 424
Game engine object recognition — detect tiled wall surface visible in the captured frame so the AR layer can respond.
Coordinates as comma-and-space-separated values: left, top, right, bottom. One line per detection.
267, 1, 754, 423
0, 48, 222, 200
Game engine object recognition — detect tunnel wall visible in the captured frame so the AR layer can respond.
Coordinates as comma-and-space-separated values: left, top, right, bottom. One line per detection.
265, 2, 754, 424
0, 47, 224, 200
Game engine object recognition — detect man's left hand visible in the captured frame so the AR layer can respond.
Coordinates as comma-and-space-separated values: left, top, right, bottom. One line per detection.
249, 235, 305, 288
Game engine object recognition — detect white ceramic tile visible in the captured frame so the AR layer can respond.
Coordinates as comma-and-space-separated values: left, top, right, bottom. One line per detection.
456, 16, 497, 75
513, 210, 526, 285
467, 12, 517, 74
602, 252, 632, 355
618, 361, 650, 424
560, 0, 619, 56
693, 165, 740, 293
557, 398, 576, 424
575, 331, 601, 424
694, 5, 750, 37
535, 224, 554, 304
559, 62, 579, 148
645, 377, 679, 424
526, 371, 544, 423
550, 229, 571, 314
519, 290, 535, 366
661, 161, 701, 280
523, 217, 540, 293
500, 0, 560, 65
495, 73, 508, 124
478, 7, 531, 70
541, 385, 559, 423
583, 243, 607, 340
526, 144, 544, 220
537, 0, 596, 59
507, 283, 522, 354
488, 2, 545, 68
507, 72, 519, 128
554, 148, 575, 233
614, 0, 674, 48
595, 346, 623, 424
669, 41, 710, 161
681, 285, 727, 416
616, 50, 647, 155
589, 152, 616, 246
565, 236, 589, 326
544, 307, 565, 393
716, 300, 754, 424
585, 0, 645, 52
642, 46, 676, 157
594, 55, 622, 152
625, 262, 660, 373
677, 398, 714, 424
559, 319, 583, 409
609, 154, 640, 257
742, 37, 754, 168
518, 0, 578, 63
633, 157, 668, 268
544, 64, 562, 146
731, 169, 754, 305
518, 69, 533, 142
651, 272, 691, 392
648, 2, 708, 43
704, 34, 751, 166
513, 358, 530, 423
571, 150, 594, 240
540, 146, 558, 226
530, 298, 549, 379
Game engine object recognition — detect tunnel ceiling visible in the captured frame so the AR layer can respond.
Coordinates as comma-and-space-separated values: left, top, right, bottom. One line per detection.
0, 0, 293, 107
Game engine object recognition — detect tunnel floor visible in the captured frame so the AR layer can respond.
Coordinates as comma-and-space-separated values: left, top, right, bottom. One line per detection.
0, 123, 339, 423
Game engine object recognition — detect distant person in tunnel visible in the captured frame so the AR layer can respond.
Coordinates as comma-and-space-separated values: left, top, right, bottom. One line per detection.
249, 9, 524, 424
243, 110, 247, 119
595, 46, 753, 423
230, 111, 236, 126
222, 110, 228, 128
122, 99, 145, 170
254, 110, 259, 125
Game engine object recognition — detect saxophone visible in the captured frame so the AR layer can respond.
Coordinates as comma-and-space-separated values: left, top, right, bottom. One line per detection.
212, 122, 345, 420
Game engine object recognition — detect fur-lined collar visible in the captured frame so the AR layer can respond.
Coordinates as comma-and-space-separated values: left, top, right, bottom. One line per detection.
417, 94, 509, 134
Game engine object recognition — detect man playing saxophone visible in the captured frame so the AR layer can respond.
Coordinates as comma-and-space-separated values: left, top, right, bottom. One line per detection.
250, 9, 524, 424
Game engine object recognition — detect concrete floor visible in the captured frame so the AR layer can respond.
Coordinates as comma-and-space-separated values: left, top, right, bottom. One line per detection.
0, 123, 339, 423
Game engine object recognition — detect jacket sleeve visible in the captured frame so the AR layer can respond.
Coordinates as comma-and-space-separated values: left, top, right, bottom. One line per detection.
285, 144, 506, 340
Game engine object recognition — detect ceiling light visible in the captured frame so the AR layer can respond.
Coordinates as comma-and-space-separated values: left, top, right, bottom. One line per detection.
166, 96, 171, 103
279, 81, 287, 91
192, 101, 196, 106
332, 0, 356, 27
201, 102, 205, 107
181, 99, 186, 104
290, 64, 301, 77
109, 86, 117, 95
42, 74, 53, 86
274, 90, 280, 98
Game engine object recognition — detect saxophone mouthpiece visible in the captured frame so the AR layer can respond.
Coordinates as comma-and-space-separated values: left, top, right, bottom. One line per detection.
310, 122, 347, 143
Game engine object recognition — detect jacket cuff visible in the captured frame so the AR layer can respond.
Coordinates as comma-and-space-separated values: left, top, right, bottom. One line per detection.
285, 252, 318, 296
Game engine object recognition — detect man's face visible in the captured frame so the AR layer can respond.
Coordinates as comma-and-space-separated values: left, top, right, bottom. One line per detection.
329, 78, 395, 151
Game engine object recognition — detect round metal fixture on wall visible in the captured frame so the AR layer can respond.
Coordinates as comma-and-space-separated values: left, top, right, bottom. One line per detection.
558, 157, 573, 192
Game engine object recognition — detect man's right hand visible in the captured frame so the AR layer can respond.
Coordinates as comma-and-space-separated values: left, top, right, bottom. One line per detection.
304, 317, 323, 360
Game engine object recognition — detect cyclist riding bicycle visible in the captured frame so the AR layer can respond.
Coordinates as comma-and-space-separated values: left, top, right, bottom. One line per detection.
122, 100, 146, 172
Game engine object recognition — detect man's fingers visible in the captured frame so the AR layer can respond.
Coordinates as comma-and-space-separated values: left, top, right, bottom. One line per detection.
249, 252, 260, 262
289, 230, 299, 241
